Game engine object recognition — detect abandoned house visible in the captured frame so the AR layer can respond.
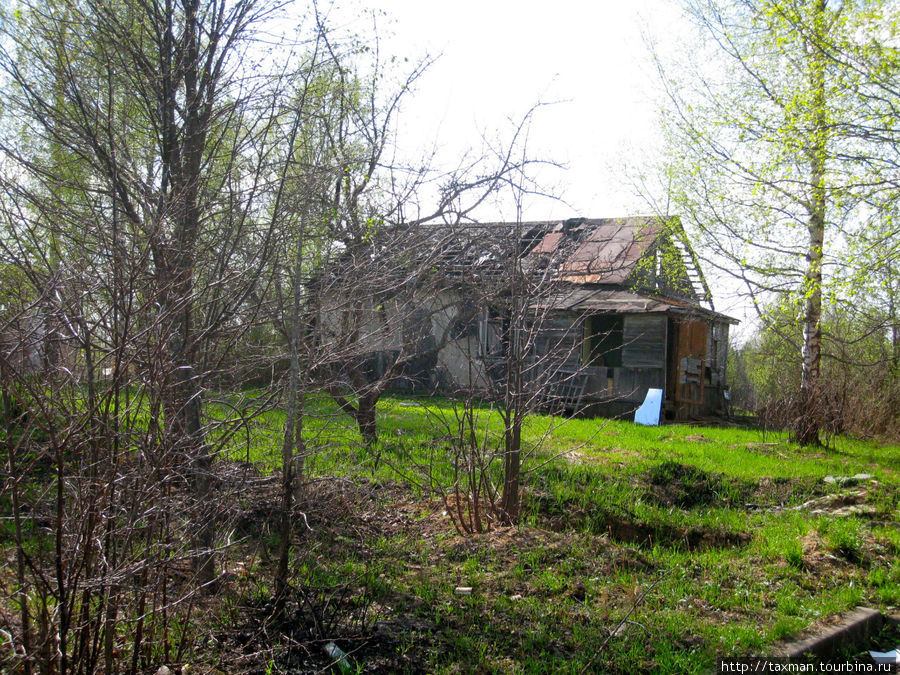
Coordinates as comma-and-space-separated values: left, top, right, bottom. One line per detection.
319, 216, 737, 421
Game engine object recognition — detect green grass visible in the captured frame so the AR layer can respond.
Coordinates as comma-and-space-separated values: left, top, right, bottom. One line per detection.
210, 393, 899, 673
8, 390, 894, 672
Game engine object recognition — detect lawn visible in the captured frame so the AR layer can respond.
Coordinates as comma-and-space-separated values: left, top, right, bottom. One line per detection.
211, 394, 900, 673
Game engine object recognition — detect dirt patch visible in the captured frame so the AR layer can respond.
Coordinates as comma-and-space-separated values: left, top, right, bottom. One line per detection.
598, 446, 644, 458
560, 449, 608, 465
799, 532, 867, 571
731, 441, 788, 454
442, 524, 651, 571
467, 524, 574, 553
559, 446, 644, 467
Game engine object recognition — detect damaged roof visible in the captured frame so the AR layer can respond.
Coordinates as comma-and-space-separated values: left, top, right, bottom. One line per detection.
411, 215, 716, 310
329, 215, 729, 319
528, 216, 663, 285
532, 285, 738, 323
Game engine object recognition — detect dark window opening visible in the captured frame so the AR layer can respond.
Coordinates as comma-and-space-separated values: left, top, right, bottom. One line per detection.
584, 314, 623, 367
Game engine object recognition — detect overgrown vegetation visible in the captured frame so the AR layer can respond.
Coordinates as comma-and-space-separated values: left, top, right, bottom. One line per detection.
0, 0, 898, 672
6, 394, 896, 673
730, 301, 900, 443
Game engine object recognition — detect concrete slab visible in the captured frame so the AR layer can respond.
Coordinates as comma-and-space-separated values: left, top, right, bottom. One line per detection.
775, 606, 884, 661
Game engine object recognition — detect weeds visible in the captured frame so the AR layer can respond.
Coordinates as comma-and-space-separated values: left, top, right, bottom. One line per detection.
822, 519, 864, 562
784, 541, 806, 570
3, 394, 898, 673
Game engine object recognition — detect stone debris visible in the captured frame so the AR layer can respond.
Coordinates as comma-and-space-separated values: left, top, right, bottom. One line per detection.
823, 474, 875, 487
792, 488, 880, 517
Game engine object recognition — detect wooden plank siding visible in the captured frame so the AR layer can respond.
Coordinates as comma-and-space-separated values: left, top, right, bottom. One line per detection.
532, 312, 667, 408
531, 316, 584, 369
622, 314, 666, 368
501, 311, 729, 419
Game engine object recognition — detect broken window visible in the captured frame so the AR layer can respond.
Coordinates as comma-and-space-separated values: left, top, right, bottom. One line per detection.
622, 314, 667, 368
478, 307, 504, 359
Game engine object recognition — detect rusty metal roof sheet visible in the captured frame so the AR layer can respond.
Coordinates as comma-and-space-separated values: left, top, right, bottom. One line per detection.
416, 217, 662, 283
530, 230, 565, 255
539, 217, 663, 285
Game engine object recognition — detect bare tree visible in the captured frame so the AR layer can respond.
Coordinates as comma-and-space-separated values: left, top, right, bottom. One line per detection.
0, 0, 346, 670
310, 101, 552, 446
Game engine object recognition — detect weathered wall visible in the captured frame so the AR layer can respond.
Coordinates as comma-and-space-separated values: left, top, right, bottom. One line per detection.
318, 287, 730, 418
318, 288, 493, 390
428, 293, 492, 391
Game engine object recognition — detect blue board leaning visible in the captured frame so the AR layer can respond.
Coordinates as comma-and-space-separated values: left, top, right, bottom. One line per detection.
634, 388, 663, 426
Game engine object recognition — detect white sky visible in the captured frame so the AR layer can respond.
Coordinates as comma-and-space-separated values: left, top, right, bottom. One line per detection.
331, 0, 684, 217
322, 0, 756, 333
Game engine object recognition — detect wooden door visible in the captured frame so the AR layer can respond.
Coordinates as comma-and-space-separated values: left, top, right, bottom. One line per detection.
669, 319, 708, 419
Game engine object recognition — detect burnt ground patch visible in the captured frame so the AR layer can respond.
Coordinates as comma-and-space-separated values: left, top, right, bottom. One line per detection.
646, 461, 744, 509
217, 588, 432, 674
530, 491, 751, 551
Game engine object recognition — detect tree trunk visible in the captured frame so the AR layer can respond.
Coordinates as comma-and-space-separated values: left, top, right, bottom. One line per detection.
160, 254, 213, 584
164, 0, 217, 584
356, 392, 379, 445
499, 296, 523, 524
797, 0, 827, 447
274, 388, 298, 607
500, 417, 521, 524
326, 378, 380, 446
275, 236, 308, 609
889, 263, 898, 371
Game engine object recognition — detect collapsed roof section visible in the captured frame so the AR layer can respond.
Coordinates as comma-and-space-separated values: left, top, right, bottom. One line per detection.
431, 216, 714, 311
530, 216, 663, 285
